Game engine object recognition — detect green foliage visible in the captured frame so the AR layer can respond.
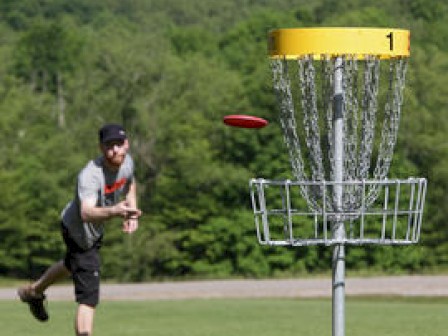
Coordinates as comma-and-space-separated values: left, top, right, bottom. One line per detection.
0, 0, 446, 281
169, 26, 218, 57
13, 18, 85, 93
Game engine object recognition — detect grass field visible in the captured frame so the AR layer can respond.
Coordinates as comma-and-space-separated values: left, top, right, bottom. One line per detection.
1, 297, 447, 336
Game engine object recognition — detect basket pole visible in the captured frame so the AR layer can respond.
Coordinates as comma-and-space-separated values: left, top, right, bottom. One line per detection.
332, 56, 345, 336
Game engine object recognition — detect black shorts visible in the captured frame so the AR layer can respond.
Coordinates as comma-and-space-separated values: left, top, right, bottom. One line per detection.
61, 223, 102, 307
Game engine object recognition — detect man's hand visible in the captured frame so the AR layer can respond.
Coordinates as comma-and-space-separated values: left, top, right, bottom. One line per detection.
112, 200, 142, 219
116, 200, 141, 234
122, 217, 139, 233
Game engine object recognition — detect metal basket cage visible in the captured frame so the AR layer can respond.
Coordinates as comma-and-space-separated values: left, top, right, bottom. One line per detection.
250, 178, 427, 246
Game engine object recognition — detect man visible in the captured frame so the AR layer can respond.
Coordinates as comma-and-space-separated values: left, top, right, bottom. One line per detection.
18, 123, 142, 336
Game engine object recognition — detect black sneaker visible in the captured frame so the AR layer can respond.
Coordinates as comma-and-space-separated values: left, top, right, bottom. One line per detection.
18, 285, 49, 322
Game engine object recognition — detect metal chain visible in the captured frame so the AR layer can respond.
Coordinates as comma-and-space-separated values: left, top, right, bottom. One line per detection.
271, 58, 321, 211
298, 56, 331, 210
270, 56, 408, 215
298, 56, 325, 182
271, 58, 306, 180
366, 58, 407, 206
358, 56, 380, 180
342, 57, 360, 211
343, 56, 359, 181
323, 56, 335, 183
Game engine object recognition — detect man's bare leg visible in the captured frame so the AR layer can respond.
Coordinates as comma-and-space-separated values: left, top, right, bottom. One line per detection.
18, 259, 71, 322
76, 304, 95, 336
32, 259, 71, 294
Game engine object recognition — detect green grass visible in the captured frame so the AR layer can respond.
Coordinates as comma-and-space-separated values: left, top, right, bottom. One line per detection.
1, 297, 447, 336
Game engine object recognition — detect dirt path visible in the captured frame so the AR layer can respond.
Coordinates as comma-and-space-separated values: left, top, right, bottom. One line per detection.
2, 275, 447, 301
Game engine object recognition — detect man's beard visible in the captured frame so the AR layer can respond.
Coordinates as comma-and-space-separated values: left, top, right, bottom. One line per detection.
106, 154, 125, 168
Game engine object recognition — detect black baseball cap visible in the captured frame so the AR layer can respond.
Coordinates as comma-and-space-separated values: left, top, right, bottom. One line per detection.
98, 123, 127, 144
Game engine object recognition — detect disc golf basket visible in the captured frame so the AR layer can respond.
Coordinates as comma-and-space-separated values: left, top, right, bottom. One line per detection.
249, 28, 427, 336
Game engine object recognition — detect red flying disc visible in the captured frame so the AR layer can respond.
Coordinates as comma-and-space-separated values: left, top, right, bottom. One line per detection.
223, 115, 268, 128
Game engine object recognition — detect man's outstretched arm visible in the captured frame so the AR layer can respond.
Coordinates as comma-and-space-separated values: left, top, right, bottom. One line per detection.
80, 197, 141, 223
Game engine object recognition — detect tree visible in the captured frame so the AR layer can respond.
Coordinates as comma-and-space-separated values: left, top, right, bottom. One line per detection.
13, 18, 85, 127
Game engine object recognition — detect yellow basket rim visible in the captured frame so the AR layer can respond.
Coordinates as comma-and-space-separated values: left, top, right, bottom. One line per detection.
268, 27, 410, 59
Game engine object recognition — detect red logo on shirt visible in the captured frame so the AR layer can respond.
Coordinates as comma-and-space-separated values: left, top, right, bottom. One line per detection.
105, 178, 127, 194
